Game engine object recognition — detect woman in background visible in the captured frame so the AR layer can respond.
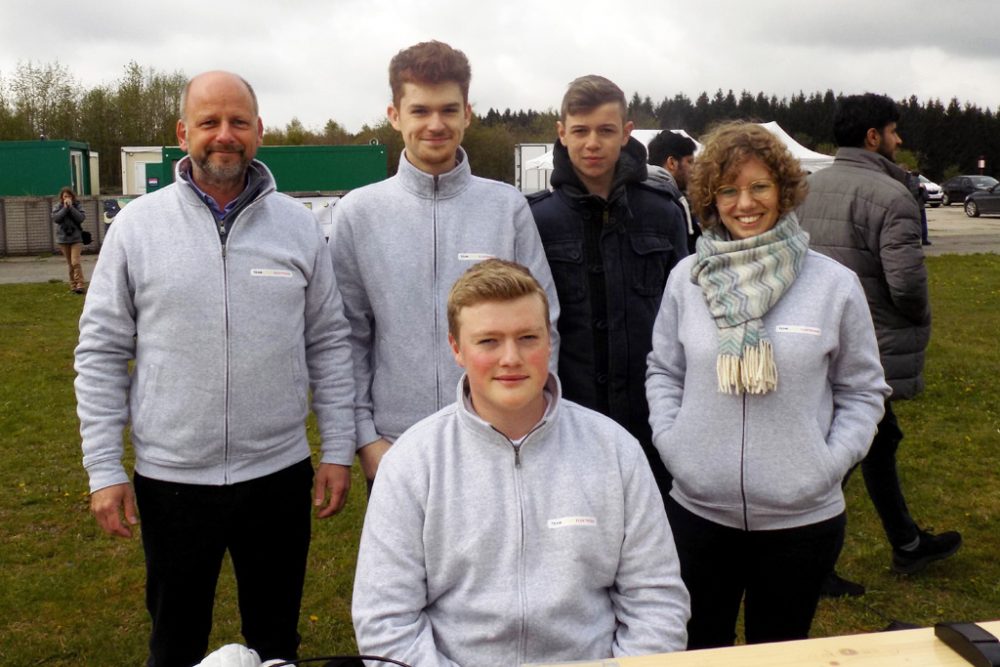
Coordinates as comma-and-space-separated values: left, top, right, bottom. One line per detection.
646, 121, 890, 648
51, 186, 86, 293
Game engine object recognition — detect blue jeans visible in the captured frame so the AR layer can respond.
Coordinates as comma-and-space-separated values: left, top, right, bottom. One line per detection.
134, 458, 313, 667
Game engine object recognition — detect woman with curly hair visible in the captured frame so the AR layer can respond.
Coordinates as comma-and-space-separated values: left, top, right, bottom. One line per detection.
645, 121, 890, 647
51, 186, 87, 293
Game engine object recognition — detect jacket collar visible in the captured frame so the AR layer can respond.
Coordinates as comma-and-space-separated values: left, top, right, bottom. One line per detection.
455, 373, 562, 447
833, 147, 910, 188
550, 136, 648, 206
174, 157, 277, 210
395, 146, 473, 200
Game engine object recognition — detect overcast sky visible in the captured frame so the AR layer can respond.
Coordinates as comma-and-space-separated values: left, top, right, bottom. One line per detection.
3, 0, 999, 136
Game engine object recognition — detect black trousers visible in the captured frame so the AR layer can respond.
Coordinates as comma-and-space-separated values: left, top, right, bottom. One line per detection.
665, 495, 844, 649
133, 458, 313, 667
860, 401, 920, 548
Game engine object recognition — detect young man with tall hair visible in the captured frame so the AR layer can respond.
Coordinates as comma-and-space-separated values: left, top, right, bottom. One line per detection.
798, 93, 961, 595
352, 259, 690, 667
330, 41, 559, 490
529, 75, 687, 500
646, 129, 701, 252
75, 71, 356, 665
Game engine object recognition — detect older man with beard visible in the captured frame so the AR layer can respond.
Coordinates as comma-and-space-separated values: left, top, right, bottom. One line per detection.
75, 71, 356, 666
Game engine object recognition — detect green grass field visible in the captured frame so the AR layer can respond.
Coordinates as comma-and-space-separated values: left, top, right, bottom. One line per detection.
1, 254, 998, 665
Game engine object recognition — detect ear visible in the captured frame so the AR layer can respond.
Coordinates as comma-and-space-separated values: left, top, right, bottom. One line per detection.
463, 102, 472, 129
864, 127, 881, 151
387, 103, 401, 131
256, 117, 264, 142
557, 120, 567, 146
448, 332, 464, 367
622, 120, 634, 145
177, 119, 188, 151
665, 155, 678, 172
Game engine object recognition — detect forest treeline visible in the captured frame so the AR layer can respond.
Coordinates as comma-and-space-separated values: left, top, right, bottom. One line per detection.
2, 60, 998, 191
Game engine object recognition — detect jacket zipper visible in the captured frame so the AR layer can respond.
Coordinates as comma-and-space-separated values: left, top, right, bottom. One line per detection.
740, 393, 749, 530
432, 175, 441, 411
214, 197, 264, 483
491, 421, 546, 664
216, 219, 232, 483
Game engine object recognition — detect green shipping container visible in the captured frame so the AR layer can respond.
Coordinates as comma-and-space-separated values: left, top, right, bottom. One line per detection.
151, 144, 387, 193
0, 140, 94, 196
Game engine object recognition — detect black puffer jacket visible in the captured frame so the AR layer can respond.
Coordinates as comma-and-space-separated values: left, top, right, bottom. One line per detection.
529, 137, 688, 490
797, 147, 930, 399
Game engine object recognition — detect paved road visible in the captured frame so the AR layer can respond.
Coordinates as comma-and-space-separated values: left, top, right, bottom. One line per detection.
921, 204, 1000, 256
1, 205, 997, 285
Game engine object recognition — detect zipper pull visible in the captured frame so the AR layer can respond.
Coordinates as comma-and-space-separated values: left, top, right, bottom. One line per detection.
513, 444, 521, 467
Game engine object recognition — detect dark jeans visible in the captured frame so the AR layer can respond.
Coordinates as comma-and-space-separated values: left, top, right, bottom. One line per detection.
134, 458, 314, 667
665, 495, 844, 649
860, 401, 919, 548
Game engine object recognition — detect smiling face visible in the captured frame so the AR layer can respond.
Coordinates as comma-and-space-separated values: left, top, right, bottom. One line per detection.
389, 80, 472, 176
557, 102, 633, 198
449, 294, 551, 440
715, 156, 780, 240
177, 72, 262, 200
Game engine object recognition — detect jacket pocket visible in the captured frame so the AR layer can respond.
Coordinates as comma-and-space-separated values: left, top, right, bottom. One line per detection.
745, 424, 840, 511
629, 234, 674, 297
543, 239, 587, 304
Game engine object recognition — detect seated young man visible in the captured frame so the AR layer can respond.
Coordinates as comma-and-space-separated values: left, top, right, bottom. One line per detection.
352, 259, 690, 667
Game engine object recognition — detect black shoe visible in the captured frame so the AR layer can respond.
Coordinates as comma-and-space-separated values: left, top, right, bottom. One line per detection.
819, 571, 866, 598
922, 240, 932, 246
892, 529, 962, 574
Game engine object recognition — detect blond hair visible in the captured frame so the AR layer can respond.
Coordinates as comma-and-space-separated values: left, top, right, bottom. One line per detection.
447, 259, 550, 339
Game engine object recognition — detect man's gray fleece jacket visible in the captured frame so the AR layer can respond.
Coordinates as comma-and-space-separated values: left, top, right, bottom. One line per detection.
330, 148, 560, 446
75, 159, 356, 492
352, 374, 690, 667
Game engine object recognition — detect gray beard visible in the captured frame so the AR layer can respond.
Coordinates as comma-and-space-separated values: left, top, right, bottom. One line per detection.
194, 151, 249, 188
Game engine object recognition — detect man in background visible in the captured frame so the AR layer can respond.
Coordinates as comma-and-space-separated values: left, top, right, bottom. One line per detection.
646, 129, 700, 252
798, 93, 961, 596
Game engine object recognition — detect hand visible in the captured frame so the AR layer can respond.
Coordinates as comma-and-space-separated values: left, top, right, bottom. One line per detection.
313, 463, 351, 519
90, 483, 138, 538
358, 438, 392, 483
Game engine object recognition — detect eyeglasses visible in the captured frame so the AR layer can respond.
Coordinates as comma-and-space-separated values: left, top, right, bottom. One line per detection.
714, 180, 777, 205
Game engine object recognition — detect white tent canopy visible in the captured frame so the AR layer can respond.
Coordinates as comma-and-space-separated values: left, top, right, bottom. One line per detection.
524, 123, 833, 173
758, 121, 834, 173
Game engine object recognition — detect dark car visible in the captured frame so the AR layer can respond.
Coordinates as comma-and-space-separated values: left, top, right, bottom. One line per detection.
940, 175, 999, 206
964, 183, 1000, 217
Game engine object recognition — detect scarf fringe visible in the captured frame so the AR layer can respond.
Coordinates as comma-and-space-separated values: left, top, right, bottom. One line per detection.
716, 341, 777, 395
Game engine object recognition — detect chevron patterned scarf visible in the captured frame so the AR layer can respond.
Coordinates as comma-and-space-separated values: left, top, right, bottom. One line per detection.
691, 214, 809, 395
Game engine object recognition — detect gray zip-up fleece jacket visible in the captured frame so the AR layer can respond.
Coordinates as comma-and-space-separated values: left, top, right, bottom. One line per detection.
75, 159, 355, 492
330, 147, 560, 447
797, 147, 930, 399
353, 374, 690, 667
646, 249, 890, 531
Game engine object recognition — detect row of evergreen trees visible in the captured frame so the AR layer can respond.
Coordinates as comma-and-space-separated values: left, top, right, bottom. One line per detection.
2, 61, 996, 189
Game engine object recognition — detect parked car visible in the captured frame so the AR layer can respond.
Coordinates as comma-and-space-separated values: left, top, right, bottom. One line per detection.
919, 175, 943, 207
964, 183, 1000, 217
940, 174, 999, 206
